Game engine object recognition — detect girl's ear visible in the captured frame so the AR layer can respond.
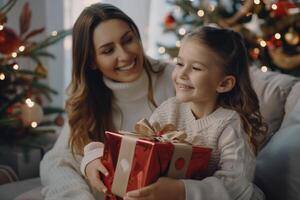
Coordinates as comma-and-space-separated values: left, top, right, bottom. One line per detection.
216, 75, 236, 93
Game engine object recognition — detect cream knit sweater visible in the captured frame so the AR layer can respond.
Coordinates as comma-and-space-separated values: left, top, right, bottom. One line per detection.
149, 97, 264, 200
40, 59, 174, 200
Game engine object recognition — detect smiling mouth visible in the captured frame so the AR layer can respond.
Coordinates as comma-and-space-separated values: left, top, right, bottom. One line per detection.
116, 59, 136, 71
177, 83, 194, 89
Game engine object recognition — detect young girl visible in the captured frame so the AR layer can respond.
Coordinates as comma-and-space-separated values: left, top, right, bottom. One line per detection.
82, 26, 267, 200
40, 3, 174, 200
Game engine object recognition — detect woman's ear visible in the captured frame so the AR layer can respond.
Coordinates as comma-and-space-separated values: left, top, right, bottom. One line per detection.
90, 60, 98, 70
216, 75, 236, 93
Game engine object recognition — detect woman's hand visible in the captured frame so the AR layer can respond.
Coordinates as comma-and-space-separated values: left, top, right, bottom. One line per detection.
85, 158, 109, 194
124, 177, 185, 200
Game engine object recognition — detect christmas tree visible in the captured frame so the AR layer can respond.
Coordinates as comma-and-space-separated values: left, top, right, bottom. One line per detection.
159, 0, 300, 76
0, 0, 70, 141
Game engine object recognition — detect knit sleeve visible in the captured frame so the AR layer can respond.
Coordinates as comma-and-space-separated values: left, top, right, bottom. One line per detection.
40, 124, 95, 200
183, 118, 258, 200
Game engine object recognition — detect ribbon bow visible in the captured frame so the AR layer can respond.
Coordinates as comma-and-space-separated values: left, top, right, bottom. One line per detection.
120, 118, 188, 143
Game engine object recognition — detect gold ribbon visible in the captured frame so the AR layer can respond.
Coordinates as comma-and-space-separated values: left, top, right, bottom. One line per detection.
111, 119, 192, 197
120, 118, 189, 143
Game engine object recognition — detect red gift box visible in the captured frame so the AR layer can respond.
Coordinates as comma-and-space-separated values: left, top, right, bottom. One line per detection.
101, 120, 212, 199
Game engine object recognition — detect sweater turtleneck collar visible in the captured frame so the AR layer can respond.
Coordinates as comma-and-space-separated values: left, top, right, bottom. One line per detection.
185, 104, 234, 129
103, 69, 149, 102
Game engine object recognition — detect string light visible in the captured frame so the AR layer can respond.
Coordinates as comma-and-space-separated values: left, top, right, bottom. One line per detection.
271, 4, 278, 10
0, 25, 3, 31
261, 66, 268, 72
197, 10, 205, 17
158, 47, 166, 54
18, 45, 25, 52
11, 52, 17, 58
0, 73, 5, 80
178, 27, 186, 36
25, 98, 35, 107
51, 31, 58, 36
31, 121, 38, 128
259, 40, 267, 47
254, 48, 260, 54
275, 33, 281, 39
13, 64, 19, 70
254, 0, 260, 5
176, 40, 181, 47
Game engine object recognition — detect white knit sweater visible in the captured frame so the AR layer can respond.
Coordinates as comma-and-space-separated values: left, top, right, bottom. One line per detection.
149, 97, 264, 200
39, 59, 174, 200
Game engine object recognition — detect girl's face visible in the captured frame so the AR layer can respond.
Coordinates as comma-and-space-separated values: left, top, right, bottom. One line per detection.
93, 19, 144, 82
172, 38, 226, 109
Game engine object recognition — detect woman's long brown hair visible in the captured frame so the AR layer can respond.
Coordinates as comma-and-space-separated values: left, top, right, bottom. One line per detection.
185, 27, 268, 154
66, 3, 162, 155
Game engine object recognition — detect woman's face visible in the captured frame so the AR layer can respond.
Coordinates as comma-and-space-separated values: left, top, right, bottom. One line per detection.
93, 19, 144, 82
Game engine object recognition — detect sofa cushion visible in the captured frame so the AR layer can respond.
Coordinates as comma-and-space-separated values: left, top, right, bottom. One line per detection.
284, 81, 300, 122
255, 98, 300, 200
249, 66, 299, 139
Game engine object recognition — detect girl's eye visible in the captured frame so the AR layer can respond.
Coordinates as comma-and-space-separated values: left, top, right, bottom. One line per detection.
176, 62, 184, 67
123, 37, 133, 44
192, 66, 202, 71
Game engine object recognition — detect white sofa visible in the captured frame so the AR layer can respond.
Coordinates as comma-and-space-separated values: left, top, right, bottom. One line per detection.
0, 66, 300, 200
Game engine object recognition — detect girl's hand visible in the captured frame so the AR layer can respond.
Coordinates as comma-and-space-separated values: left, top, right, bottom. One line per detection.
124, 177, 185, 200
85, 158, 109, 194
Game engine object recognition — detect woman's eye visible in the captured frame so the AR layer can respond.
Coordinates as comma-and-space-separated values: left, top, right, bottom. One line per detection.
102, 48, 113, 54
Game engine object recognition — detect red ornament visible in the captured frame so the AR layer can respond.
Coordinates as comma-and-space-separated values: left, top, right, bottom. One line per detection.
0, 27, 21, 54
249, 48, 260, 60
6, 106, 14, 114
54, 114, 65, 127
267, 35, 283, 49
271, 1, 296, 18
164, 13, 176, 29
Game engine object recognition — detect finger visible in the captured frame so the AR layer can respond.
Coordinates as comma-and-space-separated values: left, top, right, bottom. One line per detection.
90, 175, 107, 193
97, 160, 109, 176
126, 185, 152, 197
124, 197, 149, 200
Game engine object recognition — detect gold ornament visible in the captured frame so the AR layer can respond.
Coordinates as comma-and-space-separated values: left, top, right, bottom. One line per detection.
54, 114, 65, 127
35, 63, 48, 78
20, 101, 44, 127
284, 28, 299, 45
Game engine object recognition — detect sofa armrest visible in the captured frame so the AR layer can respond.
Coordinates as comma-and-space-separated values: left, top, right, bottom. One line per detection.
0, 165, 19, 185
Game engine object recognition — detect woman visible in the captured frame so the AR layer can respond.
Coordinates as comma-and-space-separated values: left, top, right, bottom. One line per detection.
40, 3, 174, 200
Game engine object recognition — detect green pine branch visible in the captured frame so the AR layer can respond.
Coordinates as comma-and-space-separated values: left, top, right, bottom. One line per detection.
42, 106, 64, 115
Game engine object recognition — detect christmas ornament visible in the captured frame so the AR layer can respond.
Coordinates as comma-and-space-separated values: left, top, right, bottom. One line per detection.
164, 13, 176, 29
20, 101, 44, 126
6, 106, 14, 114
0, 26, 21, 54
244, 14, 264, 36
54, 114, 64, 127
284, 28, 299, 45
267, 35, 283, 49
271, 1, 296, 18
249, 48, 260, 60
35, 63, 48, 78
